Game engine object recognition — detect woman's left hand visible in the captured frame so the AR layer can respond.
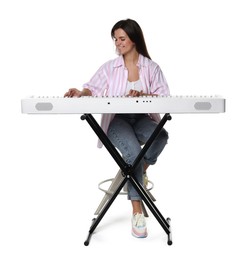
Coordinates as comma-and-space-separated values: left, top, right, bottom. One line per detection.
126, 90, 143, 97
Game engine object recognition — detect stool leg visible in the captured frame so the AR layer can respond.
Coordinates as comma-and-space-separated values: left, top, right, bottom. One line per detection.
94, 170, 124, 215
146, 189, 156, 202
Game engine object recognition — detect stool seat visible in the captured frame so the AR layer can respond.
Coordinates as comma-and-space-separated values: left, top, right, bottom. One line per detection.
94, 169, 156, 217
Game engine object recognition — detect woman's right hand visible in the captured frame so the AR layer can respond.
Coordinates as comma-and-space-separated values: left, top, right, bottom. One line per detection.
64, 88, 82, 98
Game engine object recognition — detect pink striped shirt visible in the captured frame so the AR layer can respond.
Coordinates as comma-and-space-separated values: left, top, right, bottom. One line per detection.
83, 54, 170, 148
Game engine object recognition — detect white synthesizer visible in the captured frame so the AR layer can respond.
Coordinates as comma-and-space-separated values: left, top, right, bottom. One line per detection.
21, 95, 225, 114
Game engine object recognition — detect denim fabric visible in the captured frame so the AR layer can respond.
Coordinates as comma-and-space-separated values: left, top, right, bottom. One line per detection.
107, 114, 168, 200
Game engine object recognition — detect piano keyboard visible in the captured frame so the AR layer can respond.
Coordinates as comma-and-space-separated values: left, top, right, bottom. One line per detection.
21, 95, 225, 114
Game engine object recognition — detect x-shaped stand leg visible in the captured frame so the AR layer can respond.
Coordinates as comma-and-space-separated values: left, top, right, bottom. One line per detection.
81, 113, 172, 246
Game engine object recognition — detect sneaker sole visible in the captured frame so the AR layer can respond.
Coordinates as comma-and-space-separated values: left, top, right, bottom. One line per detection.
132, 229, 148, 238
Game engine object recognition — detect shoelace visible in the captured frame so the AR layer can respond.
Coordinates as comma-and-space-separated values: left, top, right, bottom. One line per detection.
133, 213, 145, 227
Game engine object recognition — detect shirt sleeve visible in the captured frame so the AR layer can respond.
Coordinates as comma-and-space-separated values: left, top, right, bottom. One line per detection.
82, 61, 110, 96
150, 64, 170, 96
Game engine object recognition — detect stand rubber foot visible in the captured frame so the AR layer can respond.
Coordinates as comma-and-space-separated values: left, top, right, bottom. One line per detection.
166, 218, 173, 245
84, 218, 96, 246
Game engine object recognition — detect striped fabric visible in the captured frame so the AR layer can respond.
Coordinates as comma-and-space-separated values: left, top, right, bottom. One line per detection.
83, 54, 170, 148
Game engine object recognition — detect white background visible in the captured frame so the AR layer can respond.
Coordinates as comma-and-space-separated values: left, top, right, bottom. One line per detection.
1, 0, 249, 259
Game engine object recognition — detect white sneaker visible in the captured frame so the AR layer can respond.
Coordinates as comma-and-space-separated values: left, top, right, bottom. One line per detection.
131, 213, 148, 238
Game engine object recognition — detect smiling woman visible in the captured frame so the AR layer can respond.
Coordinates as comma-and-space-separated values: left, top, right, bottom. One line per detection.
64, 18, 170, 239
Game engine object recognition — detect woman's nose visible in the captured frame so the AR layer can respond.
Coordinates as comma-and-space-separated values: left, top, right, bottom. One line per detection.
115, 39, 121, 46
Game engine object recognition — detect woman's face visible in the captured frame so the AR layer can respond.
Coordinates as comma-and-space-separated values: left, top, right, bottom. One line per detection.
113, 28, 135, 55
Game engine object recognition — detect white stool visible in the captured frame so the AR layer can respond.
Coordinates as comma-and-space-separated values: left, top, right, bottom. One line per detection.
95, 169, 156, 217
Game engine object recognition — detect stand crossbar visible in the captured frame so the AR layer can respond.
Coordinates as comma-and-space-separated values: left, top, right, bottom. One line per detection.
81, 113, 172, 246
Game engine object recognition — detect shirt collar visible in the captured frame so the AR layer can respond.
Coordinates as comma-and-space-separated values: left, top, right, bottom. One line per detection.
113, 54, 149, 68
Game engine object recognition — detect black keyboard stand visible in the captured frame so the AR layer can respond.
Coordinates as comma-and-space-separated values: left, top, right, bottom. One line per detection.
80, 113, 172, 246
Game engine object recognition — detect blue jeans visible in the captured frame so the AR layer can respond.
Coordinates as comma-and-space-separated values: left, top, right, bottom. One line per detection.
107, 114, 168, 200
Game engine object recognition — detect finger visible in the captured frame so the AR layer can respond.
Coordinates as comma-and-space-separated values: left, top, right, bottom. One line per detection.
64, 92, 69, 97
64, 90, 74, 98
133, 90, 139, 97
69, 90, 75, 97
131, 90, 137, 97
